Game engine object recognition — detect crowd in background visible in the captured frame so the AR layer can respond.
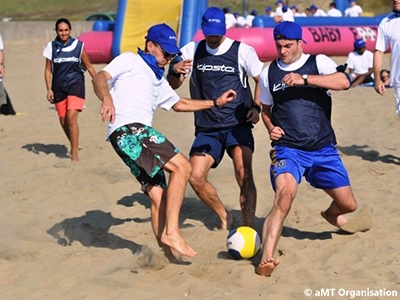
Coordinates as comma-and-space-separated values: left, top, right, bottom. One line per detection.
223, 0, 363, 28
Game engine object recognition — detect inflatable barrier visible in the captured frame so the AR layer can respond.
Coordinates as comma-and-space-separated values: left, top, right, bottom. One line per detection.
78, 0, 389, 64
193, 24, 380, 62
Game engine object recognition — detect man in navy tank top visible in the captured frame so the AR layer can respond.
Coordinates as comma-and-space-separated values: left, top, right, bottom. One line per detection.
257, 21, 372, 277
168, 7, 264, 230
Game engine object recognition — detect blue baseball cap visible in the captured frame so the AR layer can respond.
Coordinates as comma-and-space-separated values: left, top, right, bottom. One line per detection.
276, 0, 284, 5
266, 6, 272, 12
354, 39, 366, 49
145, 23, 181, 55
273, 21, 307, 44
251, 9, 257, 15
290, 5, 297, 10
310, 4, 318, 10
201, 7, 226, 36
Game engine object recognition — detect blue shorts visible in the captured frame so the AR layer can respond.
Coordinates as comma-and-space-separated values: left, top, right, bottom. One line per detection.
109, 123, 179, 188
269, 144, 350, 191
190, 124, 254, 168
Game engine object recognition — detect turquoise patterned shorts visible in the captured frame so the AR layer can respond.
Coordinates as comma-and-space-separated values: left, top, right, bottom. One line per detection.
109, 123, 179, 188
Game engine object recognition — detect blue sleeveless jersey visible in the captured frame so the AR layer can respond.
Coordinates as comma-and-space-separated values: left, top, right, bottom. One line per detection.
189, 40, 253, 132
268, 55, 336, 151
51, 40, 85, 103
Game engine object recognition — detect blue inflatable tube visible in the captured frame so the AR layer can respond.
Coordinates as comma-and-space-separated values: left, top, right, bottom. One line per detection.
252, 15, 389, 28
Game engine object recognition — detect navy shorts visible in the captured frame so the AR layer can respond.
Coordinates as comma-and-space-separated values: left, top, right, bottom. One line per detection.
269, 144, 351, 191
109, 123, 179, 188
190, 124, 254, 168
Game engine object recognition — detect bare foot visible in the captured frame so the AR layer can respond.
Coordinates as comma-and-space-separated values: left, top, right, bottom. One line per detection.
337, 206, 372, 233
321, 206, 372, 233
70, 153, 80, 163
256, 258, 280, 277
321, 210, 347, 228
161, 232, 197, 258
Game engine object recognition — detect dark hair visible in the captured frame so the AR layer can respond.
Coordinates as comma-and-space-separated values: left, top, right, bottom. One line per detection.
329, 2, 337, 8
55, 18, 71, 31
380, 69, 390, 77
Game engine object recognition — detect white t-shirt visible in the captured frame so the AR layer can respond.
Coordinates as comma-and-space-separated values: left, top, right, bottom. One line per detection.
245, 15, 255, 27
327, 8, 343, 17
103, 52, 180, 137
344, 5, 363, 17
275, 7, 295, 22
179, 37, 264, 86
259, 54, 338, 106
236, 16, 247, 28
375, 15, 400, 87
225, 13, 236, 29
0, 34, 3, 83
346, 50, 373, 75
313, 9, 328, 17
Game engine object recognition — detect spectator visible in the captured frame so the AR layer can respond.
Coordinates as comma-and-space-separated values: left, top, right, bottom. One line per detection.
0, 32, 16, 116
346, 39, 374, 87
380, 69, 391, 87
290, 5, 307, 17
373, 0, 400, 118
327, 2, 343, 17
274, 5, 295, 23
310, 4, 328, 16
344, 0, 363, 17
246, 9, 257, 27
266, 6, 276, 17
223, 7, 236, 29
234, 12, 247, 28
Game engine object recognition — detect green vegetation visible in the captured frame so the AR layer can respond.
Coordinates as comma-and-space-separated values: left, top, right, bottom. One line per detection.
0, 0, 392, 21
1, 0, 118, 21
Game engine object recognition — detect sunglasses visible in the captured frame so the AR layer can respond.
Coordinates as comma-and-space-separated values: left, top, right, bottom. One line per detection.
153, 42, 176, 60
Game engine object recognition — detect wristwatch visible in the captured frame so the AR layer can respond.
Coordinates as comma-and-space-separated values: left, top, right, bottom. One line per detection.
302, 74, 309, 85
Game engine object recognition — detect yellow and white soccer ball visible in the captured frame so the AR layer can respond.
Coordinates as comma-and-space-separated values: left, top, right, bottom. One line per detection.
226, 226, 261, 259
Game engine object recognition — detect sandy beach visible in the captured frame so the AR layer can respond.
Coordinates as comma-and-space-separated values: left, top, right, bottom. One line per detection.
1, 26, 399, 299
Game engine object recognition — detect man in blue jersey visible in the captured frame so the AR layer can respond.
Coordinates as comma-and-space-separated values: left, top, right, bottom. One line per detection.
257, 21, 372, 277
167, 7, 263, 230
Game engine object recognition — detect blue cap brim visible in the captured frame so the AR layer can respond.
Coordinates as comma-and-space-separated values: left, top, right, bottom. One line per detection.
202, 25, 226, 36
159, 43, 182, 55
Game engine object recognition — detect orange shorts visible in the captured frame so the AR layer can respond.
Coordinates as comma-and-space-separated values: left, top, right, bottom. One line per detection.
55, 96, 85, 117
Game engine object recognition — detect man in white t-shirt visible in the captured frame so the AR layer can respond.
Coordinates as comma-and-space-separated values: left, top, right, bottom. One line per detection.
223, 7, 236, 29
0, 34, 6, 108
245, 9, 257, 27
347, 39, 374, 87
310, 4, 328, 16
233, 12, 247, 27
266, 6, 275, 17
373, 0, 400, 118
0, 33, 16, 115
344, 0, 363, 17
327, 2, 343, 17
92, 23, 236, 260
274, 4, 295, 23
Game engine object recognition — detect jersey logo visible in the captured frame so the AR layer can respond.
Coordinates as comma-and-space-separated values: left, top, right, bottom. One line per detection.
272, 82, 288, 92
196, 63, 235, 73
53, 56, 80, 63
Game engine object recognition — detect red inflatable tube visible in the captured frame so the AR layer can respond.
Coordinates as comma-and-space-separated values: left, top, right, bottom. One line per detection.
78, 31, 113, 64
193, 25, 379, 62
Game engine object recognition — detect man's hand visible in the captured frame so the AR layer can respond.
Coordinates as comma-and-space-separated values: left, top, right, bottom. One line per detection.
100, 98, 116, 123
